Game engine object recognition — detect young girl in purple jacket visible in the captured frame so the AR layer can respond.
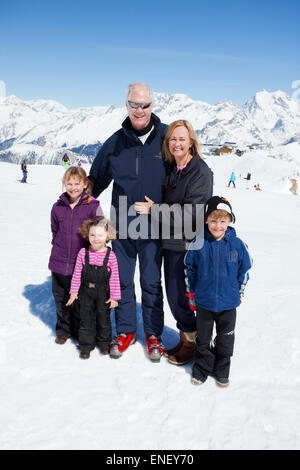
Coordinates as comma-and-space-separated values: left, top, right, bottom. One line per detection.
48, 166, 102, 344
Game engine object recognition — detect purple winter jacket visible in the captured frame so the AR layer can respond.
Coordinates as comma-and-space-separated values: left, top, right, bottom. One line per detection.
48, 192, 101, 276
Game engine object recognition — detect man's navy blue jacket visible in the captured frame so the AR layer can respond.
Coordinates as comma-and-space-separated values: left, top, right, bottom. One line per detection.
184, 226, 252, 312
89, 113, 167, 228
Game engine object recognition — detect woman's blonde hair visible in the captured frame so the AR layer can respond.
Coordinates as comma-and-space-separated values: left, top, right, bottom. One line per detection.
62, 166, 92, 201
79, 216, 117, 241
162, 120, 203, 164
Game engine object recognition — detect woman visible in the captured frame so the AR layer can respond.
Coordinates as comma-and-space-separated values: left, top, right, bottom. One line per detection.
135, 120, 213, 365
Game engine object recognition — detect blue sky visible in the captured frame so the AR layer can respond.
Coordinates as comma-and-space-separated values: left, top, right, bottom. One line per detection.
1, 0, 300, 108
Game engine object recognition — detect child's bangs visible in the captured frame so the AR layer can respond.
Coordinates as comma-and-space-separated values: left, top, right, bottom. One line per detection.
209, 209, 231, 220
63, 167, 87, 185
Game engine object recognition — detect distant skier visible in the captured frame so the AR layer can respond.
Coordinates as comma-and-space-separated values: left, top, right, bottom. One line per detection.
21, 159, 28, 183
62, 153, 70, 169
244, 172, 251, 189
227, 171, 236, 188
254, 184, 261, 191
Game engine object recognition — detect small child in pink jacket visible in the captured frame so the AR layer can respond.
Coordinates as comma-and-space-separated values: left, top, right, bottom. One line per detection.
67, 217, 121, 360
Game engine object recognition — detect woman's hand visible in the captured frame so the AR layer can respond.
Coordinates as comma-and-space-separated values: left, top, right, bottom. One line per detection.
134, 195, 155, 214
66, 293, 78, 306
106, 299, 118, 309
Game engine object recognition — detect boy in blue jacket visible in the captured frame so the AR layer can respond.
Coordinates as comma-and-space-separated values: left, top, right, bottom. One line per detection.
184, 196, 252, 387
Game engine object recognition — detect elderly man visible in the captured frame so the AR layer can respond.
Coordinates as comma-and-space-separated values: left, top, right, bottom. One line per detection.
89, 82, 167, 362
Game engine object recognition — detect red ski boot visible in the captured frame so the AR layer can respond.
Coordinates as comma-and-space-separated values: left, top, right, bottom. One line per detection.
110, 333, 136, 359
146, 334, 163, 363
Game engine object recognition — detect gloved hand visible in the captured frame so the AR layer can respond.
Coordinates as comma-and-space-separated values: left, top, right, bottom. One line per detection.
186, 292, 196, 311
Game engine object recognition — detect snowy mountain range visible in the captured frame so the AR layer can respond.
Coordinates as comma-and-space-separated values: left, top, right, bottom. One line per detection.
0, 90, 300, 165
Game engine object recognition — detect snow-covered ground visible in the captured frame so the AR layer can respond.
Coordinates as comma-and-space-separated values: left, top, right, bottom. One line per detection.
0, 158, 299, 450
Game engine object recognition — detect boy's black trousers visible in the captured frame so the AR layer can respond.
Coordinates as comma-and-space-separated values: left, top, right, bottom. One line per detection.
193, 307, 237, 382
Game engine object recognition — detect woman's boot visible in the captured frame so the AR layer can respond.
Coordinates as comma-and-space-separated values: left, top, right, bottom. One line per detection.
168, 331, 196, 365
164, 332, 183, 358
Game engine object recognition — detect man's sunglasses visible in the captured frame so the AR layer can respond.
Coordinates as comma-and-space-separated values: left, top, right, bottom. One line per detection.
128, 100, 152, 109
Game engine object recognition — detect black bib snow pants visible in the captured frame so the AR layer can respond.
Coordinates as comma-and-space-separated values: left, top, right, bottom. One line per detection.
78, 247, 112, 351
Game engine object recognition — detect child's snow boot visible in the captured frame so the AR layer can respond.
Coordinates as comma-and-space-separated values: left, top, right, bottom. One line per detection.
191, 377, 204, 386
215, 377, 229, 387
100, 346, 110, 355
80, 350, 90, 359
55, 335, 69, 345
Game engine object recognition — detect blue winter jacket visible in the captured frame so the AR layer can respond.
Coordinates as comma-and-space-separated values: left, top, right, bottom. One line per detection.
89, 113, 167, 234
184, 226, 252, 312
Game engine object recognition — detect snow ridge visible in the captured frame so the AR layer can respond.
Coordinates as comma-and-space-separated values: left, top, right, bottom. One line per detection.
0, 90, 300, 164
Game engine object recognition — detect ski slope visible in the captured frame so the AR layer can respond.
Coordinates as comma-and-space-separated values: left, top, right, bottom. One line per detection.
0, 159, 299, 450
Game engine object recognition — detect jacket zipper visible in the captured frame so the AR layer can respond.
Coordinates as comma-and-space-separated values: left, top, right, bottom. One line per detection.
65, 208, 74, 275
136, 147, 144, 200
136, 149, 139, 175
215, 242, 219, 311
140, 148, 144, 199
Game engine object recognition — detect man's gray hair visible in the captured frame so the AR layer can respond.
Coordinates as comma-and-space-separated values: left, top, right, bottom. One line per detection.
126, 82, 154, 103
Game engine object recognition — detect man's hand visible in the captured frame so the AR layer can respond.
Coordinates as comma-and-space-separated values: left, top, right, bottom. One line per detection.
134, 195, 154, 214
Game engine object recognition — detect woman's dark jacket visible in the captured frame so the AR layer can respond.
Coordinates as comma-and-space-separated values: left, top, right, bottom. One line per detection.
152, 154, 213, 252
